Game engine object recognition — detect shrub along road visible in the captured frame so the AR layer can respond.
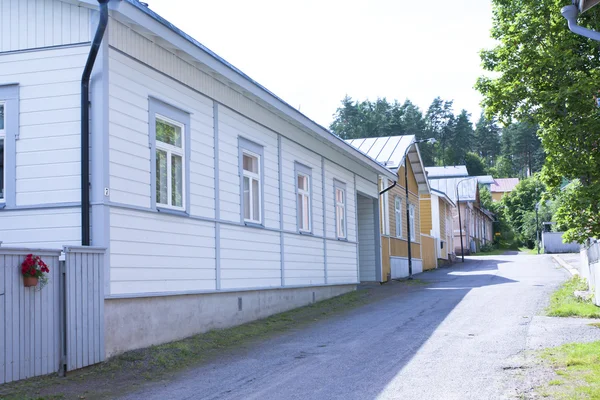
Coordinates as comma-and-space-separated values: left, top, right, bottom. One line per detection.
116, 254, 600, 400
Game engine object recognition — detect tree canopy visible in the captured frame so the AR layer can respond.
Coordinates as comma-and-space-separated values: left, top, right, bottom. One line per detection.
476, 0, 600, 243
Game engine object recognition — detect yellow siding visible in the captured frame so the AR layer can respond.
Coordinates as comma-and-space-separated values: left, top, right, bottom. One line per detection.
421, 235, 437, 270
388, 186, 420, 243
492, 192, 504, 202
420, 196, 432, 235
439, 198, 446, 242
389, 237, 421, 258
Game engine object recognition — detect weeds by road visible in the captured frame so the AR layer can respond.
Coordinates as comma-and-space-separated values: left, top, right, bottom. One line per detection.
546, 276, 600, 319
538, 341, 600, 399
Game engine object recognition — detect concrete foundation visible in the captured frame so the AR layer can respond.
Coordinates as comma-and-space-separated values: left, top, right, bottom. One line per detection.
104, 284, 355, 357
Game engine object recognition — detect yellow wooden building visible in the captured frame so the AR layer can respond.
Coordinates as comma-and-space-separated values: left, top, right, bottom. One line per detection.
419, 189, 456, 270
347, 136, 431, 281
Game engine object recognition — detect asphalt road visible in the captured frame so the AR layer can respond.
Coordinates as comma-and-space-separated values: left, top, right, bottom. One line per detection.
119, 254, 580, 400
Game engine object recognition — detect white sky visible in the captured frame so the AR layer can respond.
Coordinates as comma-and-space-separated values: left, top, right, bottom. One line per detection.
147, 0, 496, 128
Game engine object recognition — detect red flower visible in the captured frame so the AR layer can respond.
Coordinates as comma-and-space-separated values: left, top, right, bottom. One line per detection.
21, 254, 50, 277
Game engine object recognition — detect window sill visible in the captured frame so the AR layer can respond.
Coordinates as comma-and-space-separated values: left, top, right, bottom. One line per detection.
299, 231, 313, 236
244, 221, 264, 229
157, 207, 188, 217
336, 237, 348, 242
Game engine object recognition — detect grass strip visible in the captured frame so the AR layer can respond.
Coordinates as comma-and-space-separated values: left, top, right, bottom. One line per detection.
546, 276, 600, 319
540, 341, 600, 399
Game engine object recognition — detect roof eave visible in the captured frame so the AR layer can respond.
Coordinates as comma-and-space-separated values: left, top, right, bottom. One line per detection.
113, 0, 396, 181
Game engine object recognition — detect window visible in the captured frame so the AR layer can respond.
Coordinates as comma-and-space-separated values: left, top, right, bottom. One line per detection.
394, 196, 402, 238
155, 116, 185, 209
0, 102, 4, 202
242, 152, 261, 223
409, 204, 416, 241
296, 163, 312, 233
239, 137, 264, 225
150, 98, 190, 212
334, 180, 346, 239
0, 85, 18, 207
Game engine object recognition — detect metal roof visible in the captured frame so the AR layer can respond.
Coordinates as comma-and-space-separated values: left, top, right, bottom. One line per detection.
346, 136, 430, 194
491, 178, 520, 193
430, 188, 456, 208
476, 175, 495, 185
425, 166, 469, 179
429, 177, 478, 203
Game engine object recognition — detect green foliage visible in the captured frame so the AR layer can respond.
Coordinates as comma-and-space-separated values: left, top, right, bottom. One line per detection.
501, 176, 547, 246
479, 242, 496, 253
553, 180, 600, 243
464, 152, 487, 176
477, 0, 600, 243
479, 186, 493, 210
500, 121, 544, 178
330, 96, 476, 167
474, 114, 501, 167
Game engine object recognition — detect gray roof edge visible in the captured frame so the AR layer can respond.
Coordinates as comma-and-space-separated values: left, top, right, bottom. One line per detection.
121, 0, 395, 179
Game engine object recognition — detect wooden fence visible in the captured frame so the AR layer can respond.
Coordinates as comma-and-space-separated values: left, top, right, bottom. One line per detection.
0, 246, 105, 384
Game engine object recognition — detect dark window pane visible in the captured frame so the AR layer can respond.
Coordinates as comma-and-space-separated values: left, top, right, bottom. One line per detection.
156, 149, 167, 205
156, 118, 182, 147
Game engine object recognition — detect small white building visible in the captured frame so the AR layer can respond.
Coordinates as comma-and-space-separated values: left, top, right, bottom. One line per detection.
0, 0, 394, 356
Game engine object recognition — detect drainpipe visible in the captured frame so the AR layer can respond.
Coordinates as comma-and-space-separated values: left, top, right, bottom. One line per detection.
379, 181, 397, 195
81, 0, 109, 246
561, 5, 600, 42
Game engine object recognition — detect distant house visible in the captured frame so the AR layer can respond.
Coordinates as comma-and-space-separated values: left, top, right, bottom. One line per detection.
420, 189, 456, 269
346, 136, 430, 280
427, 168, 495, 255
491, 178, 520, 202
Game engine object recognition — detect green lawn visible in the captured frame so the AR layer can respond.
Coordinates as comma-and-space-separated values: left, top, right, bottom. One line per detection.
541, 341, 600, 399
547, 276, 600, 319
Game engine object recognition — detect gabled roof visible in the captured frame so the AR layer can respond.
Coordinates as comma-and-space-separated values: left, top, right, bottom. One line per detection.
425, 166, 469, 179
430, 188, 457, 208
491, 178, 520, 193
345, 136, 430, 194
80, 0, 397, 181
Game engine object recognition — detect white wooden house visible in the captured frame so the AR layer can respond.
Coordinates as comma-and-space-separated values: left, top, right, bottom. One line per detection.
0, 0, 395, 356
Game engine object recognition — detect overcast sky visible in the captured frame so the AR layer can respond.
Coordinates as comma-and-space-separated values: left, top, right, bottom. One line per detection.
147, 0, 496, 128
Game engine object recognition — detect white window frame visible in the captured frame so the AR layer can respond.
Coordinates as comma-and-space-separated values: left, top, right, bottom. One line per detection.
0, 101, 5, 204
334, 180, 347, 240
394, 196, 402, 238
295, 162, 312, 233
242, 150, 262, 224
409, 204, 416, 241
155, 114, 186, 211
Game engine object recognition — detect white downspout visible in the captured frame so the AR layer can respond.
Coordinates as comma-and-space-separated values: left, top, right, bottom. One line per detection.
561, 5, 600, 41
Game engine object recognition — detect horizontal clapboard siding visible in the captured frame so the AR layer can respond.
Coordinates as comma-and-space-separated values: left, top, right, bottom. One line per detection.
108, 49, 215, 216
0, 207, 80, 248
283, 233, 325, 286
0, 46, 90, 205
109, 208, 216, 295
326, 240, 358, 284
0, 0, 90, 53
220, 225, 281, 289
